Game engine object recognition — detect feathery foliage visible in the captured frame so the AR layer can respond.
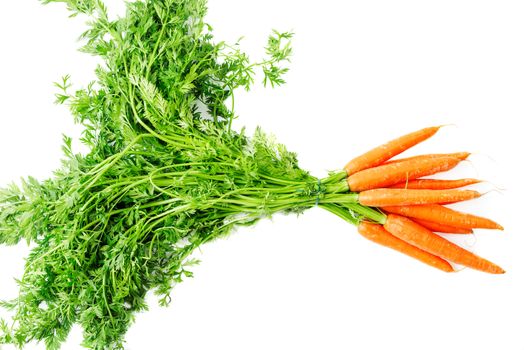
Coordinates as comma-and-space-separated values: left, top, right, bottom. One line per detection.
0, 0, 366, 348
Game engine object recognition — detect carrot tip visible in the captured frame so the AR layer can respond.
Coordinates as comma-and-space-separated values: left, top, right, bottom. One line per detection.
443, 265, 456, 273
491, 266, 506, 274
437, 123, 455, 129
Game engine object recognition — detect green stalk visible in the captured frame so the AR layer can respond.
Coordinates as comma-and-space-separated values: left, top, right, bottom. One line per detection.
343, 203, 387, 224
319, 203, 359, 226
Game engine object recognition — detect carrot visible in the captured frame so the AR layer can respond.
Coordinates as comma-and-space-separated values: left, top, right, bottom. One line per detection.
347, 156, 463, 191
358, 222, 454, 272
389, 178, 480, 190
384, 152, 470, 165
358, 189, 480, 206
344, 126, 441, 176
412, 218, 473, 234
381, 204, 503, 230
384, 214, 505, 274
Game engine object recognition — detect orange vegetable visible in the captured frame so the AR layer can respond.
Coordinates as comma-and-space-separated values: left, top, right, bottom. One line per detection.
382, 204, 503, 230
358, 188, 480, 206
347, 156, 463, 191
389, 178, 480, 190
384, 214, 504, 274
384, 152, 470, 165
358, 222, 454, 272
344, 126, 441, 176
412, 218, 473, 234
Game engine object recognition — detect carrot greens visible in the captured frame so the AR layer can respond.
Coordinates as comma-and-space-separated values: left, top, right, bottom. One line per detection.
0, 1, 351, 348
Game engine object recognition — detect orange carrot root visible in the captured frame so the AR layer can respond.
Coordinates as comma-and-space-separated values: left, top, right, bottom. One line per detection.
389, 178, 481, 190
384, 215, 505, 274
358, 189, 480, 207
347, 156, 463, 191
357, 222, 454, 272
344, 126, 441, 176
381, 204, 503, 230
412, 218, 473, 234
343, 126, 504, 274
384, 152, 470, 165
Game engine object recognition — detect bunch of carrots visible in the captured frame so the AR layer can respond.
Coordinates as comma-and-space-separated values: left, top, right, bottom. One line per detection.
340, 126, 504, 274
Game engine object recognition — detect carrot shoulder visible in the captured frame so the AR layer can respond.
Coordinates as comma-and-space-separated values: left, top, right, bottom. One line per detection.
382, 204, 503, 230
384, 214, 504, 274
358, 188, 480, 206
347, 156, 462, 191
357, 222, 454, 272
344, 126, 441, 176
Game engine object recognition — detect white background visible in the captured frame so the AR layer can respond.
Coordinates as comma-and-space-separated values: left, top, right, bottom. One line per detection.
1, 1, 523, 349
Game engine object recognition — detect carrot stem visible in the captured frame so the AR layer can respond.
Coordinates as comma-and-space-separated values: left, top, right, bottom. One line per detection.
320, 193, 360, 204
343, 203, 387, 224
322, 171, 348, 184
320, 203, 359, 225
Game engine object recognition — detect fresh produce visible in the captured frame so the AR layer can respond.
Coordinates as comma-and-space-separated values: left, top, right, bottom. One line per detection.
383, 151, 470, 165
384, 215, 504, 274
388, 178, 480, 189
347, 156, 465, 191
358, 188, 481, 206
343, 126, 440, 175
410, 218, 474, 234
0, 0, 504, 349
357, 222, 454, 272
382, 204, 504, 230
